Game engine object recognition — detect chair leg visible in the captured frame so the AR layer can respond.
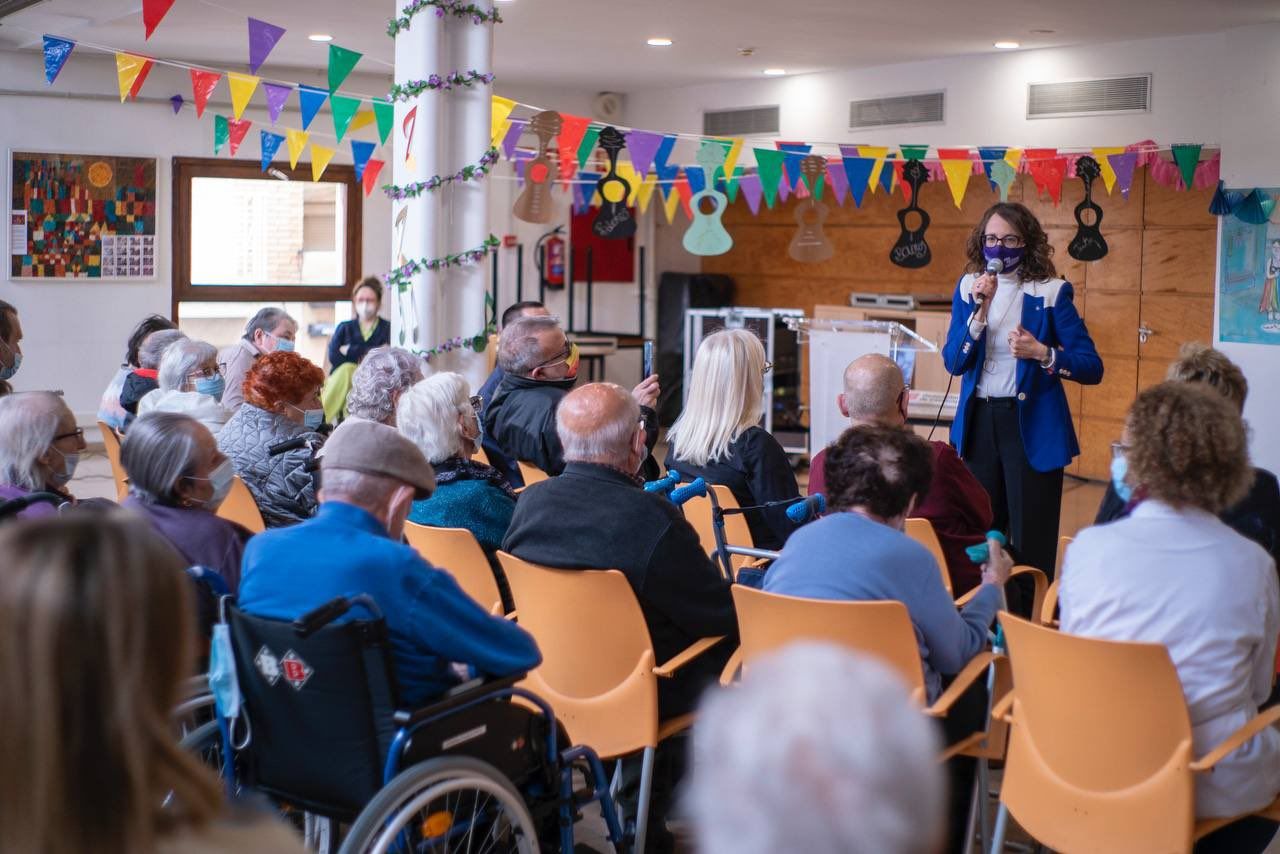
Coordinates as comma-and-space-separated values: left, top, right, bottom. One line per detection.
634, 746, 656, 854
611, 759, 623, 798
990, 803, 1010, 854
962, 772, 982, 854
978, 758, 992, 848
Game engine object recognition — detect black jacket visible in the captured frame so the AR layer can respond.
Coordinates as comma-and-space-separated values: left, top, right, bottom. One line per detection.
1095, 466, 1280, 567
485, 374, 660, 479
666, 426, 801, 551
119, 370, 159, 417
326, 317, 391, 373
502, 462, 737, 716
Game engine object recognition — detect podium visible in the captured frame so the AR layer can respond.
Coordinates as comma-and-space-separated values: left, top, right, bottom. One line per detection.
783, 317, 941, 457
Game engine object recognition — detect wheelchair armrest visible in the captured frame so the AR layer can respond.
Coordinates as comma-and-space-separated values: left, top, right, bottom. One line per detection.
394, 672, 528, 726
293, 594, 383, 637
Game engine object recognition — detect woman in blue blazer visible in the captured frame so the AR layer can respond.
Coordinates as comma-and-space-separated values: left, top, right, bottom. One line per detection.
943, 202, 1102, 579
321, 276, 392, 422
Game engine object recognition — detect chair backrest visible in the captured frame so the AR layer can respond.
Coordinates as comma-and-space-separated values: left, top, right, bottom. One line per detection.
905, 517, 953, 596
517, 461, 549, 487
470, 445, 491, 467
497, 551, 659, 756
997, 614, 1196, 852
683, 484, 755, 574
228, 605, 398, 819
1041, 579, 1060, 627
217, 475, 265, 533
731, 586, 926, 700
97, 421, 129, 501
403, 523, 503, 613
1055, 535, 1074, 577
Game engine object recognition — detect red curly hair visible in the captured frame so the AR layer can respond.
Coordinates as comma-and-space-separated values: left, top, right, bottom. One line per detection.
243, 351, 324, 411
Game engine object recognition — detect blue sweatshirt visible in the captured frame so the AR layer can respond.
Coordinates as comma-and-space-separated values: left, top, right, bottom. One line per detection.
764, 511, 999, 701
238, 501, 541, 707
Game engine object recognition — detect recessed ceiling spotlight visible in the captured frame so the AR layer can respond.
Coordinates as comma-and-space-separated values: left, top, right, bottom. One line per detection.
763, 68, 787, 76
647, 37, 673, 47
308, 34, 333, 42
993, 41, 1020, 49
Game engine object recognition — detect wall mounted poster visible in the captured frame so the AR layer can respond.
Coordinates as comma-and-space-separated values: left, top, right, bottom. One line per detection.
1219, 198, 1280, 345
9, 152, 157, 279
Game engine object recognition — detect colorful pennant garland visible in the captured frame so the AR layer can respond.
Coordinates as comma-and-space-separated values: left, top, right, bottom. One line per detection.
362, 159, 385, 197
142, 0, 176, 39
226, 118, 252, 156
330, 94, 362, 142
372, 100, 395, 145
260, 130, 285, 171
190, 69, 221, 118
42, 36, 74, 85
310, 144, 336, 181
327, 45, 363, 94
388, 71, 495, 101
351, 140, 377, 182
387, 0, 503, 37
386, 235, 501, 292
227, 72, 259, 121
115, 53, 154, 101
285, 129, 310, 168
298, 85, 328, 131
246, 18, 286, 74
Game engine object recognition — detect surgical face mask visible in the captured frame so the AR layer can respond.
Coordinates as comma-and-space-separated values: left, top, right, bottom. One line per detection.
195, 373, 226, 402
271, 334, 295, 353
356, 302, 378, 322
983, 244, 1026, 272
289, 403, 325, 430
50, 447, 79, 488
191, 459, 235, 510
0, 339, 20, 381
1110, 455, 1134, 504
208, 622, 242, 721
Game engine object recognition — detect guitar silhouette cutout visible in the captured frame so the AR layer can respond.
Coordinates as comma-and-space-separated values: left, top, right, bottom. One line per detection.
890, 159, 932, 269
1068, 155, 1108, 261
789, 155, 835, 263
682, 140, 733, 256
513, 111, 562, 224
592, 126, 636, 239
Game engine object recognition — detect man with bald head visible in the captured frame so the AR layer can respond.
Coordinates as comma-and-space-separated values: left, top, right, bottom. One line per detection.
503, 382, 735, 852
810, 354, 994, 595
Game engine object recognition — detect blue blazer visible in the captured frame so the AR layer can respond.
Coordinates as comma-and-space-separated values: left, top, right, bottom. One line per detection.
942, 274, 1103, 473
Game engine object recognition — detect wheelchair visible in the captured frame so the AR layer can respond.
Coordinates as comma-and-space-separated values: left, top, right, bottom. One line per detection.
183, 594, 627, 853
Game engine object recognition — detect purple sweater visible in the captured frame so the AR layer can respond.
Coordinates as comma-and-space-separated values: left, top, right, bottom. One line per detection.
0, 484, 62, 520
124, 497, 253, 593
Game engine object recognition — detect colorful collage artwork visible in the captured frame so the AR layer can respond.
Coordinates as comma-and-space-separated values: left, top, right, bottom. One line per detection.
9, 152, 157, 279
1218, 198, 1280, 346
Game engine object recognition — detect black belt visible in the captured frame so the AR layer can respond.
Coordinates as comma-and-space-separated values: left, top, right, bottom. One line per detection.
976, 396, 1018, 407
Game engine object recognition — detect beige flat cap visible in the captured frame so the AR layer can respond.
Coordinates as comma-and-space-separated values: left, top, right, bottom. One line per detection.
320, 419, 436, 499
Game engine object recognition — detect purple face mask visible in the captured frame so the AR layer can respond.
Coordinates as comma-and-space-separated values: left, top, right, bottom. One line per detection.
983, 244, 1025, 272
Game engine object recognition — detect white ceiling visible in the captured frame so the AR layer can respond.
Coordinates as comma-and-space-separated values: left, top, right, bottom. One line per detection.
1, 0, 1275, 92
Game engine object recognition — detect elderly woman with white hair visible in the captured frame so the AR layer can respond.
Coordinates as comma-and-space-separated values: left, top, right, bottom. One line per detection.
665, 327, 801, 549
0, 391, 88, 519
119, 327, 187, 423
121, 412, 251, 593
137, 338, 231, 435
345, 346, 427, 426
397, 372, 516, 553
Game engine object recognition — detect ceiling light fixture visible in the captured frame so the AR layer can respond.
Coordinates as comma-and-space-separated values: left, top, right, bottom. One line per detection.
763, 68, 786, 76
647, 37, 673, 46
993, 41, 1020, 49
308, 33, 333, 42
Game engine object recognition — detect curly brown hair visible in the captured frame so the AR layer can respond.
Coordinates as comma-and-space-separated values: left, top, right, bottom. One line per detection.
1166, 342, 1248, 413
1126, 382, 1251, 514
823, 424, 934, 519
243, 350, 324, 411
964, 202, 1058, 282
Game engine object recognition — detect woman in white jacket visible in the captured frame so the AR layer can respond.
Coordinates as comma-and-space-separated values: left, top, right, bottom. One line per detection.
138, 338, 231, 435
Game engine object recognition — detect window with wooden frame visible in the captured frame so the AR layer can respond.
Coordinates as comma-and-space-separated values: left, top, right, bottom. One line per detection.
171, 157, 361, 316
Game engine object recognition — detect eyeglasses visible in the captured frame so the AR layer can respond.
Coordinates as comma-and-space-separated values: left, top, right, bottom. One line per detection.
762, 361, 774, 375
54, 428, 84, 443
1110, 441, 1131, 460
983, 234, 1025, 249
468, 395, 483, 415
536, 342, 580, 371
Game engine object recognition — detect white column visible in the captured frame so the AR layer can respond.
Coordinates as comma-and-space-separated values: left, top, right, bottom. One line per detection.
439, 14, 494, 389
391, 4, 444, 355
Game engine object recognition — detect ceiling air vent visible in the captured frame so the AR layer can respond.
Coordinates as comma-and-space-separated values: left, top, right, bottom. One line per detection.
848, 91, 944, 129
1027, 74, 1151, 119
702, 105, 780, 137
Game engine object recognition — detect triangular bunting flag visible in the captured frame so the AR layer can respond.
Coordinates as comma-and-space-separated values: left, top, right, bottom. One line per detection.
170, 94, 184, 114
260, 130, 285, 171
725, 166, 744, 203
880, 154, 897, 195
327, 44, 362, 93
189, 69, 222, 118
937, 148, 974, 209
351, 140, 377, 182
675, 178, 694, 220
857, 146, 889, 193
1005, 149, 1023, 172
1171, 144, 1203, 191
685, 166, 706, 196
513, 150, 533, 186
556, 115, 593, 181
777, 173, 792, 204
262, 82, 292, 125
330, 95, 361, 142
247, 18, 287, 74
653, 135, 680, 185
372, 100, 394, 145
825, 160, 849, 206
43, 36, 75, 85
227, 72, 259, 121
616, 161, 642, 205
1092, 147, 1126, 195
754, 148, 786, 208
777, 142, 811, 190
739, 174, 764, 215
1026, 151, 1068, 205
978, 147, 1008, 190
500, 119, 527, 160
892, 159, 910, 203
285, 129, 309, 169
298, 85, 327, 131
143, 0, 176, 39
900, 144, 930, 161
348, 108, 377, 134
662, 184, 682, 224
310, 144, 336, 181
624, 130, 664, 177
721, 138, 744, 183
842, 157, 875, 208
636, 176, 658, 214
576, 126, 601, 170
115, 53, 154, 101
490, 95, 516, 146
990, 160, 1017, 202
227, 118, 252, 156
362, 159, 385, 197
213, 116, 230, 156
1107, 152, 1139, 200
572, 171, 594, 215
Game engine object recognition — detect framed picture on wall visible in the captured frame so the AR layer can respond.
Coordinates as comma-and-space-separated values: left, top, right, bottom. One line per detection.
8, 151, 158, 281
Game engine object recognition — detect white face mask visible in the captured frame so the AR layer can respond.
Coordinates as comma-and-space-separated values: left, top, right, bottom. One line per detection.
356, 302, 378, 322
50, 447, 79, 488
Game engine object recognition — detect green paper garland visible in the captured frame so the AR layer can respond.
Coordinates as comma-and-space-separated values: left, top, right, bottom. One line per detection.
388, 0, 502, 37
386, 235, 500, 292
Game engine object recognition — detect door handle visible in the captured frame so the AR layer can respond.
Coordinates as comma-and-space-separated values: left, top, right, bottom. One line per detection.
1138, 324, 1153, 344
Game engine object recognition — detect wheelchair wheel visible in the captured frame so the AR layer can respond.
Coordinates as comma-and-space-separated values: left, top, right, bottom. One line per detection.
339, 755, 539, 854
179, 720, 224, 773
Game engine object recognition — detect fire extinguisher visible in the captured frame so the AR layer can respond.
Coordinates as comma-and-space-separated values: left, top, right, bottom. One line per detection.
536, 227, 566, 290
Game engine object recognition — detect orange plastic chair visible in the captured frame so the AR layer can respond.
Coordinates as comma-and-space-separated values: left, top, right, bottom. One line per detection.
906, 517, 953, 597
992, 615, 1280, 853
403, 523, 504, 614
97, 421, 129, 501
216, 475, 265, 534
682, 484, 756, 577
954, 565, 1048, 621
496, 551, 726, 853
470, 445, 491, 467
516, 461, 549, 488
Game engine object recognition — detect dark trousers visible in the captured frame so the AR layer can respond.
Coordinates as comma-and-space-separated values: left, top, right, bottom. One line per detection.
963, 398, 1064, 581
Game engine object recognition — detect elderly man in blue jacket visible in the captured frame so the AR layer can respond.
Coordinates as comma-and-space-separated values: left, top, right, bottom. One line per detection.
238, 419, 540, 707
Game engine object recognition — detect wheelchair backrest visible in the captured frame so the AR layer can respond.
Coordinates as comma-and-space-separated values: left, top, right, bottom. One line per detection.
228, 604, 399, 819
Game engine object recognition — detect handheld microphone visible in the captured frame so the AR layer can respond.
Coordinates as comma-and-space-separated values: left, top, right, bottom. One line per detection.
643, 470, 681, 495
975, 257, 1003, 307
785, 493, 826, 524
669, 478, 707, 507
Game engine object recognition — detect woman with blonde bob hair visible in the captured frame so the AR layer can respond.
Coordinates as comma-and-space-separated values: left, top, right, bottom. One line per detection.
666, 328, 800, 549
0, 514, 305, 854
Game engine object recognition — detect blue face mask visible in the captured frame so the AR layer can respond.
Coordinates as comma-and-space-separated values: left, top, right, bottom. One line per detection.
208, 622, 242, 720
195, 374, 226, 402
0, 347, 20, 381
983, 244, 1026, 272
272, 336, 295, 353
1110, 455, 1134, 503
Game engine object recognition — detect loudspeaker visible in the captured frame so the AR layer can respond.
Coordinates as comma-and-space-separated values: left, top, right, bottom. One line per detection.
655, 273, 734, 426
